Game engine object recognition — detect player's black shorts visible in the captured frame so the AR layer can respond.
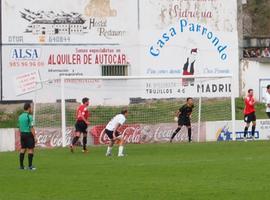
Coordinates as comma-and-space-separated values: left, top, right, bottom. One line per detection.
178, 117, 191, 126
244, 112, 256, 123
266, 112, 270, 119
20, 133, 35, 149
105, 129, 120, 140
75, 120, 88, 134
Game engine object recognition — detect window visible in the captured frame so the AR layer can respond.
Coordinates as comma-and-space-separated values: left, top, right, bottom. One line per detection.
101, 65, 128, 76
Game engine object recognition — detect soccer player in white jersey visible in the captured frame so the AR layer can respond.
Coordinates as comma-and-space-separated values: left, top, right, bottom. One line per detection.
104, 109, 128, 157
265, 85, 270, 118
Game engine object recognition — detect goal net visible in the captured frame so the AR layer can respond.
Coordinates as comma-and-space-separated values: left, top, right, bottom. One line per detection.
34, 75, 235, 147
32, 79, 63, 148
33, 75, 235, 147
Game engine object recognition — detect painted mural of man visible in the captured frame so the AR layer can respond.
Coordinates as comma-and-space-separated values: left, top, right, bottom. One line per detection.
182, 48, 197, 87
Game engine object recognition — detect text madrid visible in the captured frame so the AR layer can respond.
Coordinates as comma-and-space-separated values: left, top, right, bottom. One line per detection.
146, 83, 231, 94
150, 19, 229, 60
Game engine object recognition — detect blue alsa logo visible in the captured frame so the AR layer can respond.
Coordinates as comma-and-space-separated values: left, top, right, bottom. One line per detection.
150, 19, 229, 60
11, 48, 41, 60
216, 124, 259, 141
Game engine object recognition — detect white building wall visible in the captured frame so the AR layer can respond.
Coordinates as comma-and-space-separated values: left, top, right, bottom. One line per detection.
240, 59, 270, 101
0, 129, 15, 152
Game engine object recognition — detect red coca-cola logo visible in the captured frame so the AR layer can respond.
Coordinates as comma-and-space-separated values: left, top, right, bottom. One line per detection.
91, 124, 142, 145
15, 128, 74, 150
35, 128, 73, 147
90, 123, 194, 145
122, 126, 142, 144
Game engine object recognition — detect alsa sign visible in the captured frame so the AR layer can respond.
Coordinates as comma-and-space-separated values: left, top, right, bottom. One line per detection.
10, 48, 41, 60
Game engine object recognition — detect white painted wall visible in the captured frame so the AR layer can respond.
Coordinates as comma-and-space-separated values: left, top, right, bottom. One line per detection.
206, 119, 270, 141
0, 129, 15, 152
241, 59, 270, 102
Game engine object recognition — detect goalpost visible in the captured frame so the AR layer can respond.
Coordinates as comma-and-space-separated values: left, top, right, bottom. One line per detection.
57, 75, 236, 147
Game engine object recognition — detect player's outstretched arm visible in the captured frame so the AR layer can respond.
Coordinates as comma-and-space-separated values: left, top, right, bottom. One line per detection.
176, 110, 180, 117
174, 111, 180, 121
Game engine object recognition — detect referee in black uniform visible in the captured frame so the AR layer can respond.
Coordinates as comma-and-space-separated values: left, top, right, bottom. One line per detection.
170, 97, 194, 143
18, 103, 37, 170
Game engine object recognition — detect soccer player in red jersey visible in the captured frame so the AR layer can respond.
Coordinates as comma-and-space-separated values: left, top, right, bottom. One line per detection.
243, 89, 256, 141
70, 97, 90, 153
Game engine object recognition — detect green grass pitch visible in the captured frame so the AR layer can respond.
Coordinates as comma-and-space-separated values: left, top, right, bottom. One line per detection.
1, 142, 270, 200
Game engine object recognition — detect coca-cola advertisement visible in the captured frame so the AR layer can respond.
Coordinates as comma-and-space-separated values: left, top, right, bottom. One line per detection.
14, 123, 206, 150
90, 123, 206, 145
91, 124, 141, 145
15, 127, 74, 150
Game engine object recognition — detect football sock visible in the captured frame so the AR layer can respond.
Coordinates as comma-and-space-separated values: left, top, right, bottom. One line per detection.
171, 128, 181, 140
28, 153, 34, 167
83, 136, 87, 150
19, 153, 25, 167
251, 125, 256, 137
106, 147, 112, 154
118, 146, 124, 155
72, 136, 79, 146
244, 127, 248, 138
188, 128, 192, 142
